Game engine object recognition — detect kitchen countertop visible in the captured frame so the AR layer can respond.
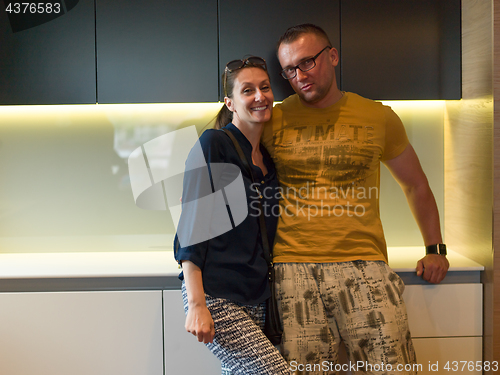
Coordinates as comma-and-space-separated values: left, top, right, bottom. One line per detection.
0, 235, 484, 291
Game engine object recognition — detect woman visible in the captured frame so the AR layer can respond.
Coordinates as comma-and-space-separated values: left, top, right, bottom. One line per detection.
174, 57, 290, 375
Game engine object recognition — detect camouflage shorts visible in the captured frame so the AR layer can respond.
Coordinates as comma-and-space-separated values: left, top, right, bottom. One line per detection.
275, 261, 417, 375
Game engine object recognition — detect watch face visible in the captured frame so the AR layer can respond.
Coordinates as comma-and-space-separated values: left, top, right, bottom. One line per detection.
438, 244, 447, 255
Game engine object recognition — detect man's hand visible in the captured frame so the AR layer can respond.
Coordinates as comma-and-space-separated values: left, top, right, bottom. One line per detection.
185, 304, 215, 344
416, 254, 449, 284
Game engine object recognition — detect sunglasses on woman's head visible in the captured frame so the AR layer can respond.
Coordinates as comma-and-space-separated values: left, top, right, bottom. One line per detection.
223, 56, 267, 97
225, 56, 267, 72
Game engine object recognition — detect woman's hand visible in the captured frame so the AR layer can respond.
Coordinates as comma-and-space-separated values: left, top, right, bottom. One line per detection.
185, 303, 215, 344
181, 260, 215, 344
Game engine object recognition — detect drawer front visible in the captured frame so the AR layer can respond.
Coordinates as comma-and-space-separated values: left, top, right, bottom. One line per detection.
403, 283, 482, 337
412, 337, 483, 375
0, 291, 163, 375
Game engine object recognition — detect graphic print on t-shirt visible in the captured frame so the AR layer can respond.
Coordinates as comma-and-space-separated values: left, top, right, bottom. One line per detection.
272, 120, 380, 192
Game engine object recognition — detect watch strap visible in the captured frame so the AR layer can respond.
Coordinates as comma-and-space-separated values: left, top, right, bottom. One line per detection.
426, 243, 447, 255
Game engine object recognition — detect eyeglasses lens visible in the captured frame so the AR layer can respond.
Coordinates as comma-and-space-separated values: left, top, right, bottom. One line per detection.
246, 57, 267, 69
226, 60, 245, 72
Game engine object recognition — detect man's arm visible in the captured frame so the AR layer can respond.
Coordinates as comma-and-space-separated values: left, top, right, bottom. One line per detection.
383, 144, 449, 284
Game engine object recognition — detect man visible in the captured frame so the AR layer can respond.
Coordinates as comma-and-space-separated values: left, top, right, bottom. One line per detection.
261, 24, 449, 374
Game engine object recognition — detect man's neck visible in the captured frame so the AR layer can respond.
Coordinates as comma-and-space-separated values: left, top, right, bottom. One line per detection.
300, 88, 344, 109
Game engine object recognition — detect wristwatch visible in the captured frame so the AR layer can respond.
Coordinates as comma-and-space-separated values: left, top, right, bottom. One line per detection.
425, 243, 447, 256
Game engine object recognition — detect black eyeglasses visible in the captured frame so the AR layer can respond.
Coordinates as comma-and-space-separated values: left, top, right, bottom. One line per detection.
223, 56, 267, 96
280, 46, 331, 80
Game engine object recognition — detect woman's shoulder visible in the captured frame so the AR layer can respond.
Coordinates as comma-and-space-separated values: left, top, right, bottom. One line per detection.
198, 128, 231, 147
195, 127, 235, 163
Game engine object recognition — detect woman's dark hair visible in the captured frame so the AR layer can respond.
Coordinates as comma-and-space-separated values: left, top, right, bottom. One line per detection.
214, 101, 233, 130
213, 62, 269, 130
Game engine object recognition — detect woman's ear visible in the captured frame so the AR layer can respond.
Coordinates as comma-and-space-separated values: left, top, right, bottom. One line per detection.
224, 97, 234, 113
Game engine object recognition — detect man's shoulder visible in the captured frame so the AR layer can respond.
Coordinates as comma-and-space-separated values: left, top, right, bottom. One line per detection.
277, 94, 301, 112
344, 92, 397, 121
345, 92, 383, 108
277, 92, 385, 112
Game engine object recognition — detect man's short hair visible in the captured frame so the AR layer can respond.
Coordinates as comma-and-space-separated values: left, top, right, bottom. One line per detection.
277, 23, 333, 52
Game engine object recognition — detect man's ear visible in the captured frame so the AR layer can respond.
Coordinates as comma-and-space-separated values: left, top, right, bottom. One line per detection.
224, 97, 235, 112
329, 47, 340, 67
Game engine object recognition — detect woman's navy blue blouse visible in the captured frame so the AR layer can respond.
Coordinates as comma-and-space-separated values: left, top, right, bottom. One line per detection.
174, 123, 280, 305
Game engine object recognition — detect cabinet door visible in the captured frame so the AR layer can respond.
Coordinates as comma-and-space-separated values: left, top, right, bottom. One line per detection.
0, 0, 96, 104
219, 0, 340, 101
0, 291, 163, 375
96, 0, 218, 104
340, 0, 461, 100
163, 290, 221, 375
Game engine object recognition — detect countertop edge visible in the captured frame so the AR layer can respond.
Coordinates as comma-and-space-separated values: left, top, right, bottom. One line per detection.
0, 246, 484, 289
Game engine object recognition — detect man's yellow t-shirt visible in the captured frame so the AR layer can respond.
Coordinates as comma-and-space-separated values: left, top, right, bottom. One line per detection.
261, 92, 409, 263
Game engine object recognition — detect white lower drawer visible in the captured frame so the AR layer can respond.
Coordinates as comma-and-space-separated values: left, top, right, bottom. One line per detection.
403, 283, 482, 337
412, 337, 483, 375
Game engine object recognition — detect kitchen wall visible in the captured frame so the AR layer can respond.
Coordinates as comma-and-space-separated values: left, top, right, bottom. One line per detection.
440, 0, 498, 367
494, 0, 500, 362
0, 100, 446, 253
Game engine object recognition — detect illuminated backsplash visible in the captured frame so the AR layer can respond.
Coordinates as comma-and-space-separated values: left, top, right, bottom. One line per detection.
0, 101, 446, 252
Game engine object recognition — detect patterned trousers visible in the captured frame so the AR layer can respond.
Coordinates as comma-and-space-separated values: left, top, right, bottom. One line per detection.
181, 282, 291, 375
275, 261, 417, 375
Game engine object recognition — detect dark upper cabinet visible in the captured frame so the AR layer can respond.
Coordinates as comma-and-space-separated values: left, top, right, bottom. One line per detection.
340, 0, 461, 100
0, 0, 96, 105
96, 0, 218, 103
219, 0, 340, 102
0, 0, 462, 105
